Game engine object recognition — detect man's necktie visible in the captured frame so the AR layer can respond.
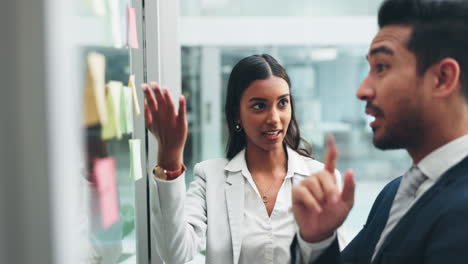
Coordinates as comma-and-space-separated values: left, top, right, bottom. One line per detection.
372, 166, 427, 261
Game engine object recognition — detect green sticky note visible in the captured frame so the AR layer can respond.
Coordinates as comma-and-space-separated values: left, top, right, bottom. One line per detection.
101, 81, 123, 140
129, 139, 143, 181
120, 86, 134, 135
120, 85, 127, 135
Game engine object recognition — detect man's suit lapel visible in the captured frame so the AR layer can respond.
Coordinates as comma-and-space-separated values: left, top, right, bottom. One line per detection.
363, 179, 400, 264
372, 156, 468, 263
225, 170, 245, 264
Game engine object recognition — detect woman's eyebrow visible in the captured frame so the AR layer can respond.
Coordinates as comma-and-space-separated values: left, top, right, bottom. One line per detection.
248, 97, 267, 102
248, 93, 290, 102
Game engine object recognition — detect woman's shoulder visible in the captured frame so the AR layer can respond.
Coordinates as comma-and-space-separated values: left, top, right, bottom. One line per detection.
193, 157, 230, 172
288, 148, 325, 172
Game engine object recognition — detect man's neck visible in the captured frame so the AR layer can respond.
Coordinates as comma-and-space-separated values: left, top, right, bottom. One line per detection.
408, 124, 468, 164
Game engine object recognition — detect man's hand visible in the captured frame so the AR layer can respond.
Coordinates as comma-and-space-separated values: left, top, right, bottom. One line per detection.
292, 135, 355, 243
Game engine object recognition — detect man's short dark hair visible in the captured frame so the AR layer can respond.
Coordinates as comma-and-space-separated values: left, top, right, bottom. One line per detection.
378, 0, 468, 99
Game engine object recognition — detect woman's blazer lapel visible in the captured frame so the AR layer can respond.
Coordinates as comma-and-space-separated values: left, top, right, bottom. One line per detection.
224, 151, 246, 264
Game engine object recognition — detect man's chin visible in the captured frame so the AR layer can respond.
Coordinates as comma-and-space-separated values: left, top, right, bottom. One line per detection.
372, 134, 405, 150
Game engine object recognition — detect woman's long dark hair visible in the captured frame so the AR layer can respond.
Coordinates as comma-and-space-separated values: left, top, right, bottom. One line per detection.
224, 54, 312, 159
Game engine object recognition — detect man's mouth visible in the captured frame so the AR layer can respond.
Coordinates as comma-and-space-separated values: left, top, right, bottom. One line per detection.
365, 104, 384, 129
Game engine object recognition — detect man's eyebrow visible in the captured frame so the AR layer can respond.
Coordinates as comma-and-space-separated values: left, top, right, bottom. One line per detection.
366, 46, 394, 60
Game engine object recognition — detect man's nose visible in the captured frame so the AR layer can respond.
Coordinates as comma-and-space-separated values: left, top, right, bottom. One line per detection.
356, 77, 375, 101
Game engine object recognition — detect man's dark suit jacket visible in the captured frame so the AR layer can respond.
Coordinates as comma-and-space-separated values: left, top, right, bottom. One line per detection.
291, 155, 468, 264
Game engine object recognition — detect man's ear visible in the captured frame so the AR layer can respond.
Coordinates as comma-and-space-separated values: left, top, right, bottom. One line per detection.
431, 58, 461, 98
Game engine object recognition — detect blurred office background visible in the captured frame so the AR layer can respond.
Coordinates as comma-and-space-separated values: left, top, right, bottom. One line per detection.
1, 0, 411, 263
178, 0, 411, 244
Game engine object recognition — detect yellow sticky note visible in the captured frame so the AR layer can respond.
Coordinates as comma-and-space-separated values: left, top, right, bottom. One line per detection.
129, 139, 143, 181
101, 81, 123, 140
83, 52, 107, 127
128, 75, 141, 116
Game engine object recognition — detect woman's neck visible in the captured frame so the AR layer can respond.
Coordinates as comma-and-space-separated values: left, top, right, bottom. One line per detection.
245, 145, 288, 177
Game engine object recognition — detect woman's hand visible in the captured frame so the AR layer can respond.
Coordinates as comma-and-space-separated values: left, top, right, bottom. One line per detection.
143, 82, 187, 171
292, 135, 355, 243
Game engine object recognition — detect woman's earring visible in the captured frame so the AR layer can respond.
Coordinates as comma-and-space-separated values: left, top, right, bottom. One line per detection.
235, 123, 242, 132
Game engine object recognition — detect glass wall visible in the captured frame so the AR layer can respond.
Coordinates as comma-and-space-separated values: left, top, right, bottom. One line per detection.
77, 0, 144, 262
180, 0, 411, 245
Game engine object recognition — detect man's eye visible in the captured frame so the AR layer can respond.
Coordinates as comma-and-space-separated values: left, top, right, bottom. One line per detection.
375, 64, 389, 73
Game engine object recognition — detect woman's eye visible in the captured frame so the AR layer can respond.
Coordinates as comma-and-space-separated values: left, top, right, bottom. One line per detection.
252, 103, 265, 110
279, 99, 289, 107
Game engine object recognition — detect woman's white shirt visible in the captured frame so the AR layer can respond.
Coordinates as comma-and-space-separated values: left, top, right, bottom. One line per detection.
240, 168, 295, 264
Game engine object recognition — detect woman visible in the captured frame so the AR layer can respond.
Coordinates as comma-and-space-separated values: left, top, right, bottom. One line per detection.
143, 54, 342, 264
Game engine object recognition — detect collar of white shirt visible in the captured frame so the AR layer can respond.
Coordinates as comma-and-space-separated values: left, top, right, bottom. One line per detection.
224, 146, 311, 179
417, 134, 468, 181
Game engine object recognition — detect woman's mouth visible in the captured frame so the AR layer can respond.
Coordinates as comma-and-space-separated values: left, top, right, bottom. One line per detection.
262, 130, 282, 141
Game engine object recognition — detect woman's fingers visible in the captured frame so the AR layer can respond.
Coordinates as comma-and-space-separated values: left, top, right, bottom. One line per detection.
151, 82, 166, 111
142, 82, 187, 134
178, 95, 187, 126
163, 88, 176, 116
143, 83, 158, 114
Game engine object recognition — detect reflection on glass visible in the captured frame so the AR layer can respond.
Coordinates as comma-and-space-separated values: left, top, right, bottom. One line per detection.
81, 47, 137, 264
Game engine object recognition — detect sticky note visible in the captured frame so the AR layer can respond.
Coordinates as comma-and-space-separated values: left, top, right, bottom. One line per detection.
128, 75, 141, 116
119, 85, 128, 135
127, 7, 139, 49
101, 81, 123, 140
129, 139, 143, 181
120, 86, 134, 135
88, 0, 106, 16
108, 0, 123, 48
83, 52, 107, 127
93, 157, 119, 229
124, 87, 134, 134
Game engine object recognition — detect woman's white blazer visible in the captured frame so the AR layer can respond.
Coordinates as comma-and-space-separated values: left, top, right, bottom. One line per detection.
150, 147, 341, 264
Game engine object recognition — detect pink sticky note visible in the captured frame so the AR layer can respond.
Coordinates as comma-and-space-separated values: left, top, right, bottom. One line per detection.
93, 157, 120, 229
127, 7, 139, 49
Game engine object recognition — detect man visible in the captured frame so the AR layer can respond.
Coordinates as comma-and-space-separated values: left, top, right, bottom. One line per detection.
291, 0, 468, 263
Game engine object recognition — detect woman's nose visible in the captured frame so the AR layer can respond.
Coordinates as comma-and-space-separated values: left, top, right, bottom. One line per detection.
266, 108, 280, 125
